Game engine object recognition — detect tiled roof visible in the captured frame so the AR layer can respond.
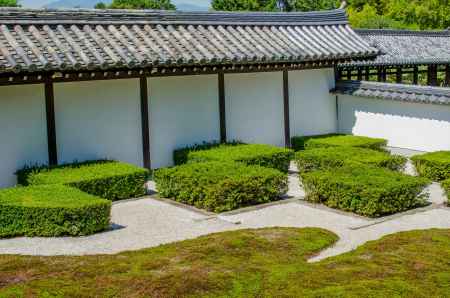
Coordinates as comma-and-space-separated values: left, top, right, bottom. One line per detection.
0, 8, 378, 74
332, 80, 450, 105
342, 29, 450, 67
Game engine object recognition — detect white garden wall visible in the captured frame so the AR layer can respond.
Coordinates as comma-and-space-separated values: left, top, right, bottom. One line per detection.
338, 95, 450, 152
54, 79, 143, 166
0, 84, 48, 188
148, 75, 220, 168
289, 68, 337, 137
225, 72, 285, 147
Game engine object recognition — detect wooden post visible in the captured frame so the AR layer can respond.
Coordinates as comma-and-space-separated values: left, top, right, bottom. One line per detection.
346, 69, 352, 80
381, 67, 387, 82
427, 65, 438, 86
283, 70, 291, 148
396, 67, 402, 83
445, 65, 450, 87
364, 67, 370, 81
357, 68, 363, 80
140, 76, 151, 170
44, 78, 58, 166
413, 66, 419, 85
218, 72, 227, 143
377, 66, 383, 82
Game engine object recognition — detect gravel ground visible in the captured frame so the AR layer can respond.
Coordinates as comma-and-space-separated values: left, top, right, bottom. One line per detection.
0, 147, 448, 260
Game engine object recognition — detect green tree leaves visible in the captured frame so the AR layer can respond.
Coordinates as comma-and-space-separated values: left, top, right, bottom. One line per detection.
0, 0, 19, 7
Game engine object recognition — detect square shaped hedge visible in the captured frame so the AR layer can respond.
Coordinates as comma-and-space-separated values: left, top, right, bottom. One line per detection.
17, 161, 150, 201
0, 185, 111, 238
295, 147, 407, 173
154, 161, 288, 213
173, 141, 243, 165
301, 165, 430, 217
291, 134, 387, 152
181, 144, 294, 173
411, 151, 450, 181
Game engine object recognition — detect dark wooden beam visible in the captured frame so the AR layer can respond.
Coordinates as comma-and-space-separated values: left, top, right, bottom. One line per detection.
377, 66, 383, 82
283, 70, 291, 148
218, 71, 227, 143
381, 67, 387, 82
413, 66, 419, 85
427, 65, 438, 86
346, 69, 352, 80
445, 65, 450, 87
357, 68, 363, 80
396, 67, 402, 83
364, 67, 370, 81
139, 76, 151, 170
44, 78, 58, 166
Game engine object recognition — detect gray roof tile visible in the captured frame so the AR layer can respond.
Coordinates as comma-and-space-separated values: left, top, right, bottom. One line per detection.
332, 80, 450, 105
0, 8, 378, 74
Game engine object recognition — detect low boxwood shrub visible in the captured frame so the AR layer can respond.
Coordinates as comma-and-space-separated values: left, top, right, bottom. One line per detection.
173, 141, 243, 166
184, 144, 294, 173
295, 147, 407, 173
291, 134, 387, 151
17, 161, 150, 201
301, 164, 430, 217
442, 179, 450, 204
0, 185, 111, 238
411, 151, 450, 181
154, 161, 288, 213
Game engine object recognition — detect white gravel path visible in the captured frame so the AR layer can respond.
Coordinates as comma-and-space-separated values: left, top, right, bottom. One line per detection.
0, 147, 448, 260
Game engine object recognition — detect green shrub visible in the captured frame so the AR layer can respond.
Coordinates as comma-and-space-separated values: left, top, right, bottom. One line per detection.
154, 161, 288, 213
0, 185, 111, 238
295, 147, 407, 173
301, 164, 430, 217
17, 161, 150, 201
291, 134, 388, 151
185, 144, 294, 173
411, 151, 450, 181
173, 141, 243, 166
442, 179, 450, 205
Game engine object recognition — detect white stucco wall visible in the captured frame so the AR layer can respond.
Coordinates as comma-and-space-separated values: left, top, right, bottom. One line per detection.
0, 84, 48, 188
148, 75, 220, 168
225, 72, 285, 146
54, 79, 143, 166
289, 68, 337, 137
338, 95, 450, 152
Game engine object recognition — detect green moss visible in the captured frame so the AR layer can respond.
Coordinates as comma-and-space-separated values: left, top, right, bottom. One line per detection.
301, 164, 430, 217
291, 134, 387, 151
17, 161, 150, 201
154, 161, 288, 212
0, 185, 111, 237
1, 228, 450, 297
295, 147, 407, 173
411, 151, 450, 181
185, 144, 294, 173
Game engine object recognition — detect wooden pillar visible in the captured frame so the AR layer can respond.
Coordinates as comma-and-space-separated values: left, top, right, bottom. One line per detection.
427, 65, 438, 86
346, 69, 352, 80
357, 68, 363, 80
45, 78, 58, 166
283, 70, 291, 148
396, 67, 402, 83
377, 66, 383, 82
140, 76, 151, 170
364, 67, 370, 81
335, 68, 342, 81
381, 67, 387, 82
445, 65, 450, 87
413, 66, 419, 85
218, 72, 227, 143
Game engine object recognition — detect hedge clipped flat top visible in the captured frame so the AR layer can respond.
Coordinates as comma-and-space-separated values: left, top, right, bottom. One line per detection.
292, 134, 387, 151
412, 151, 450, 164
188, 144, 291, 161
0, 185, 109, 208
411, 151, 450, 181
295, 147, 406, 172
24, 161, 148, 186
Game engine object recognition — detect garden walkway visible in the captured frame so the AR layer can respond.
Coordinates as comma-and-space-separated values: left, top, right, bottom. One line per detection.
0, 148, 449, 261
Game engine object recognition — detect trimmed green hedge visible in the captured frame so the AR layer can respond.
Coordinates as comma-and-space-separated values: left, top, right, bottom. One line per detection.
301, 164, 430, 217
291, 134, 387, 151
411, 151, 450, 181
183, 144, 294, 173
17, 161, 150, 201
0, 185, 111, 238
295, 147, 407, 173
154, 161, 288, 213
173, 141, 243, 166
442, 179, 450, 204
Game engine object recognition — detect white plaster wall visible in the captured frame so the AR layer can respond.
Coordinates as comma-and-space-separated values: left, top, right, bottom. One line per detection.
225, 72, 285, 146
54, 79, 143, 166
148, 75, 220, 168
338, 95, 450, 152
289, 68, 337, 137
0, 84, 48, 188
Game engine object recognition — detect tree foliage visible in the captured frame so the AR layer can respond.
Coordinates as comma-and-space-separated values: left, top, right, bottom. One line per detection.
211, 0, 337, 12
0, 0, 19, 7
97, 0, 176, 10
